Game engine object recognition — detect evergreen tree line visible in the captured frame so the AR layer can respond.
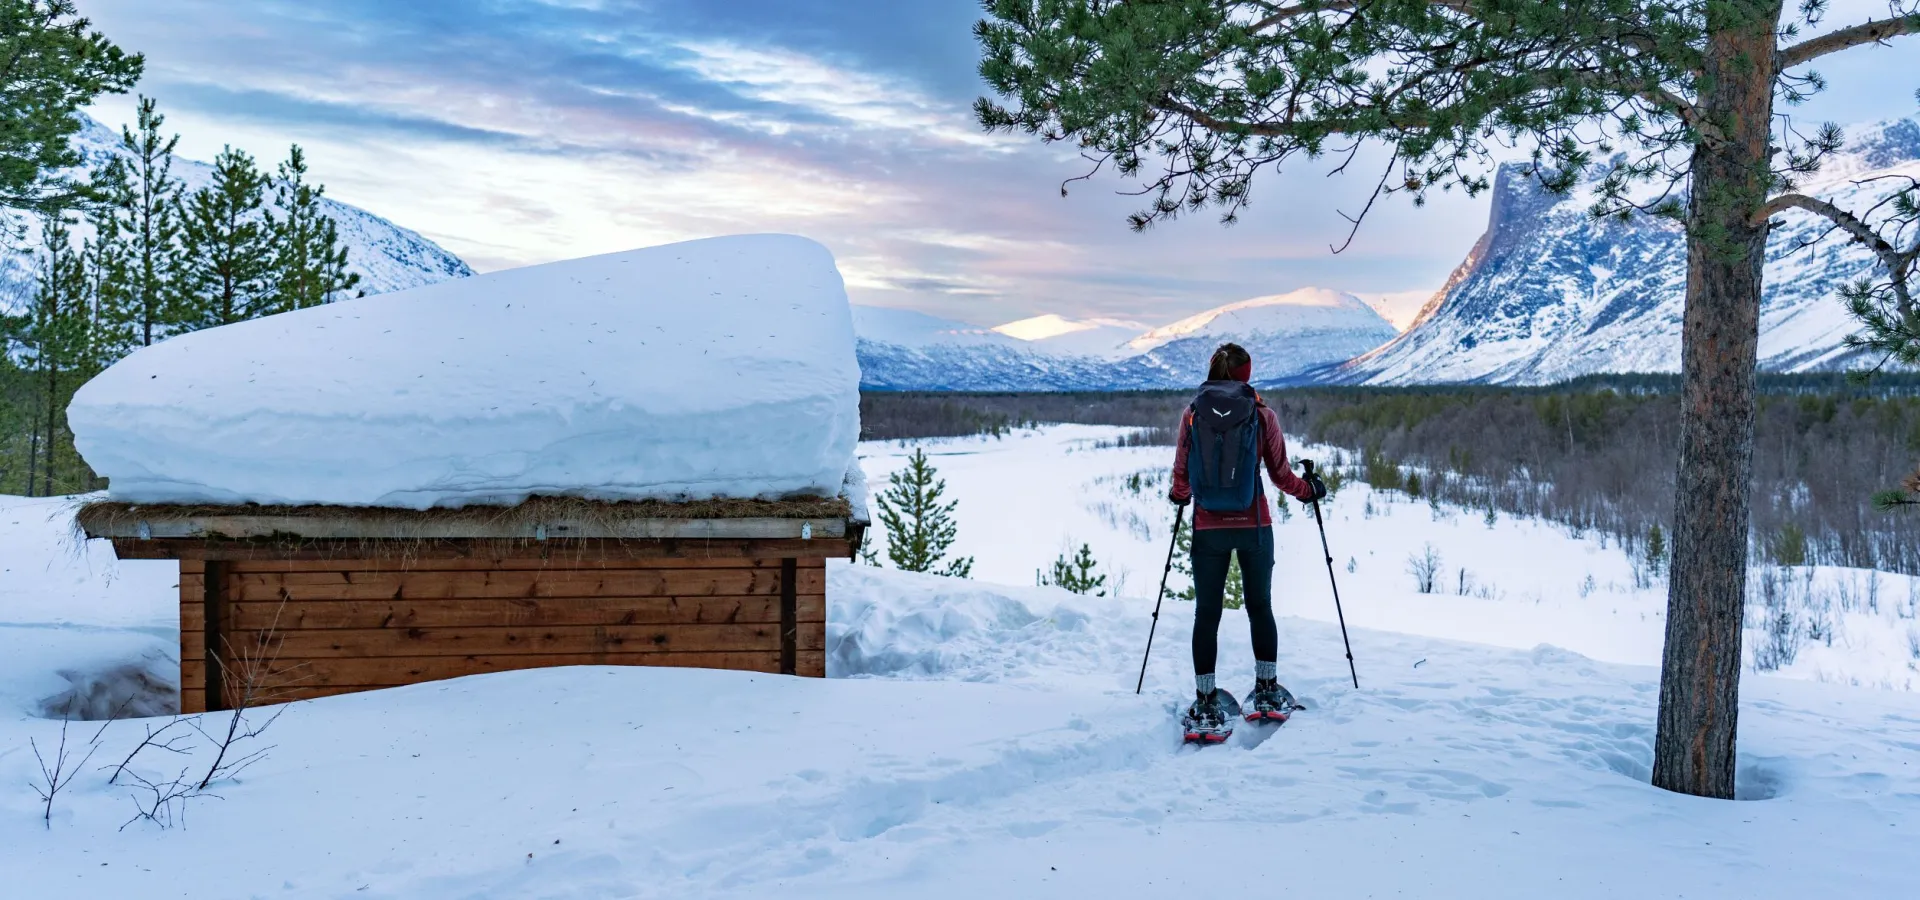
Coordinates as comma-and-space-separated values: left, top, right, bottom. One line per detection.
0, 96, 363, 496
858, 386, 1920, 575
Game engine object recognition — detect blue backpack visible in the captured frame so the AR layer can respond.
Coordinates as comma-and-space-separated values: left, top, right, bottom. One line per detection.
1187, 381, 1261, 512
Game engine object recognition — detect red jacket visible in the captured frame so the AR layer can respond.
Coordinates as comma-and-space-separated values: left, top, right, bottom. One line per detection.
1170, 399, 1314, 530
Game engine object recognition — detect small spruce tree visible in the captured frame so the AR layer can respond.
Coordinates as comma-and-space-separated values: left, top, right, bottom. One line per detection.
1646, 524, 1668, 572
1169, 521, 1197, 602
874, 449, 974, 578
1222, 555, 1245, 611
1039, 542, 1107, 596
1169, 526, 1243, 608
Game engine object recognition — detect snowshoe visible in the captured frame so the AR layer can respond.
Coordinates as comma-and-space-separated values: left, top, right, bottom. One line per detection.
1181, 688, 1241, 745
1245, 679, 1300, 724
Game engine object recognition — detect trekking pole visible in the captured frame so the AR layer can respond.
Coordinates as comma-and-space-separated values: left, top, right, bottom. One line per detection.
1136, 504, 1186, 695
1302, 459, 1360, 690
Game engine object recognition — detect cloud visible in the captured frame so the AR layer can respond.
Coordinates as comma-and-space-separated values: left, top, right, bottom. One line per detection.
75, 0, 1565, 324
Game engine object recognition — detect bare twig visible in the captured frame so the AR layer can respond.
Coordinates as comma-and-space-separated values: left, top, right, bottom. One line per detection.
192, 598, 302, 791
103, 716, 195, 786
119, 767, 199, 831
28, 713, 103, 828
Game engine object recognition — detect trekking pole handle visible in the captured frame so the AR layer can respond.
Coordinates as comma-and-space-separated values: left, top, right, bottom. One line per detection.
1301, 458, 1315, 477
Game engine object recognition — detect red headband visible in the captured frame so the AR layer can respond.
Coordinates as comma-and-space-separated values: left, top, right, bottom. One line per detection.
1231, 362, 1252, 382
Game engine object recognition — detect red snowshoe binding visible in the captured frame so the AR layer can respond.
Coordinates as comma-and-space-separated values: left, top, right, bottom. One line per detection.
1245, 679, 1299, 723
1182, 689, 1240, 744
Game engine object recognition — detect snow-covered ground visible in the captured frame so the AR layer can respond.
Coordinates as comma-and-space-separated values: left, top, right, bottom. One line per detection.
859, 425, 1920, 691
3, 426, 1918, 897
0, 496, 178, 721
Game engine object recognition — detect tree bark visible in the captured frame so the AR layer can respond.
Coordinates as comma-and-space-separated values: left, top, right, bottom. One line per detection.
1653, 1, 1783, 800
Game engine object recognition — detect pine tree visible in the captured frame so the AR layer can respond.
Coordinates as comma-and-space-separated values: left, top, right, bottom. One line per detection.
975, 0, 1920, 801
874, 449, 975, 577
176, 146, 276, 330
0, 1, 141, 217
270, 145, 359, 311
101, 96, 185, 346
18, 212, 88, 495
80, 215, 136, 366
1039, 543, 1107, 596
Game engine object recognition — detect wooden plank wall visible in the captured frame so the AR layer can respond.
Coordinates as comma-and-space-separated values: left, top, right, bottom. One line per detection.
178, 556, 827, 713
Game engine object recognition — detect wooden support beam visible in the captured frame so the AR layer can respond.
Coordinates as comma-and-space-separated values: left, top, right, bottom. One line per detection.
780, 558, 797, 676
205, 560, 227, 712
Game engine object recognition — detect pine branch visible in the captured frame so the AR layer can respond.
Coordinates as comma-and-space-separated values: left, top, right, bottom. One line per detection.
1249, 0, 1480, 31
1778, 13, 1920, 69
1760, 191, 1917, 319
1150, 96, 1418, 138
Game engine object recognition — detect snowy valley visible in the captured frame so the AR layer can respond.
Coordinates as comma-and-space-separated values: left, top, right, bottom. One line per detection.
4, 426, 1919, 897
1, 34, 1917, 900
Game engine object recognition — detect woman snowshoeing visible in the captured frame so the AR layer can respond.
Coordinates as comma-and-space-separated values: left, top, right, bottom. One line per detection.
1168, 342, 1327, 741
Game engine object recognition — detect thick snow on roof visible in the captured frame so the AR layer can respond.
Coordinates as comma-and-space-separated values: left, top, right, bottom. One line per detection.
68, 234, 861, 508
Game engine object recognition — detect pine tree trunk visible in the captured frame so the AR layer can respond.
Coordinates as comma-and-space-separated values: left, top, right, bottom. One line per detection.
42, 364, 58, 496
1652, 1, 1782, 800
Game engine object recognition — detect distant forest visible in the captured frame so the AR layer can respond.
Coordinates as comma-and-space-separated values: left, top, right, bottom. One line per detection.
861, 373, 1920, 575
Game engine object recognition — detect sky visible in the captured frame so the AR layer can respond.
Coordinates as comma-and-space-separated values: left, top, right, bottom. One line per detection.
77, 0, 1920, 331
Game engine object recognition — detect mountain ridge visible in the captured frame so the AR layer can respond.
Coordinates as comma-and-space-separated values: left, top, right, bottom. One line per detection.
1335, 116, 1920, 385
854, 287, 1398, 391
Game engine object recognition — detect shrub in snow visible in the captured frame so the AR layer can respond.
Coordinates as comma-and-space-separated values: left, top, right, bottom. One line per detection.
1768, 523, 1810, 567
1407, 543, 1442, 594
1750, 566, 1804, 672
1871, 466, 1920, 511
67, 234, 859, 507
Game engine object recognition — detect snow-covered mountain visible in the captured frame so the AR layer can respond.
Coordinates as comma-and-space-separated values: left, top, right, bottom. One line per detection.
1122, 288, 1399, 384
0, 114, 472, 305
854, 288, 1398, 391
852, 306, 1132, 391
991, 314, 1145, 359
1337, 116, 1920, 385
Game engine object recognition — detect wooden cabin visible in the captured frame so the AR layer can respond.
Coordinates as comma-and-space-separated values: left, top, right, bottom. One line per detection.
79, 498, 863, 713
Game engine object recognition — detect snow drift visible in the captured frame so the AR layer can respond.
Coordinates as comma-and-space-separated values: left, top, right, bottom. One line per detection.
67, 234, 861, 508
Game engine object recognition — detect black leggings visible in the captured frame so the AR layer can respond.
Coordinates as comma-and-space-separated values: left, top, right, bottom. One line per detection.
1191, 525, 1277, 677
